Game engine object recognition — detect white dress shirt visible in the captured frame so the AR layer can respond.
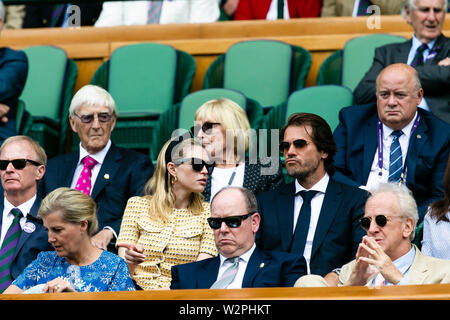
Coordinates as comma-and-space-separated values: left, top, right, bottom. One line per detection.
210, 163, 245, 202
216, 243, 256, 289
365, 112, 417, 191
294, 173, 329, 273
266, 0, 290, 20
0, 195, 36, 246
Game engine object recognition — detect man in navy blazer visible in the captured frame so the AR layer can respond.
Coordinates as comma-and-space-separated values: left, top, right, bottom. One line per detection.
171, 187, 307, 289
256, 113, 368, 278
0, 1, 28, 142
39, 85, 153, 251
334, 63, 450, 221
0, 136, 52, 292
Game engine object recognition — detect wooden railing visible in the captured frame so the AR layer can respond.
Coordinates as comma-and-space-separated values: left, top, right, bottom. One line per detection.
0, 16, 449, 93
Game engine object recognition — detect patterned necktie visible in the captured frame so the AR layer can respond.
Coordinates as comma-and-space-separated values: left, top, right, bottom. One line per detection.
289, 190, 319, 254
210, 257, 240, 289
147, 1, 163, 24
75, 155, 98, 195
357, 0, 373, 16
277, 0, 284, 19
388, 130, 404, 183
50, 4, 68, 27
0, 208, 23, 293
410, 43, 429, 67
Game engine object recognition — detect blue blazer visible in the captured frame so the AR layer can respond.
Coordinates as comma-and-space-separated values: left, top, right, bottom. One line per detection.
333, 104, 450, 220
170, 247, 307, 289
0, 195, 53, 280
38, 143, 154, 236
256, 178, 367, 277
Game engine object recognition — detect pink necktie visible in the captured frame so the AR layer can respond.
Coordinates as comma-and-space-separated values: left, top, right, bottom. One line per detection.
75, 155, 98, 195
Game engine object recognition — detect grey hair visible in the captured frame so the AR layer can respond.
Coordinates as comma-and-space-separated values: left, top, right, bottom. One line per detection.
368, 182, 419, 241
69, 84, 117, 116
211, 186, 258, 214
0, 1, 5, 23
402, 0, 448, 18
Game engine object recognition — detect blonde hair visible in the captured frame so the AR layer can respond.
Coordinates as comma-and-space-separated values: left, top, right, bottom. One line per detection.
143, 137, 205, 223
38, 187, 98, 237
194, 98, 251, 153
0, 135, 47, 165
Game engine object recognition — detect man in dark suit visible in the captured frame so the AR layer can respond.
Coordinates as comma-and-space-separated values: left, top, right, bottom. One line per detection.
0, 136, 53, 293
0, 1, 28, 142
39, 85, 153, 251
256, 113, 368, 277
354, 0, 449, 124
171, 187, 307, 289
334, 63, 450, 221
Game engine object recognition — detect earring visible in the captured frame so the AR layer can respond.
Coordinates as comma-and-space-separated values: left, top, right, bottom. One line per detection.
171, 176, 178, 184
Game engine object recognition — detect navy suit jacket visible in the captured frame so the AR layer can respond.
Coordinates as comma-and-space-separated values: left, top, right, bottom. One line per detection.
256, 178, 367, 277
38, 143, 154, 236
170, 247, 307, 289
333, 104, 450, 220
0, 195, 53, 280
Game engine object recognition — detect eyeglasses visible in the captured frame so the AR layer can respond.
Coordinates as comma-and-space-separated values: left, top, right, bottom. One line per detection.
172, 157, 214, 174
190, 122, 221, 136
359, 215, 404, 230
73, 112, 115, 124
279, 139, 309, 152
0, 159, 42, 170
207, 212, 256, 230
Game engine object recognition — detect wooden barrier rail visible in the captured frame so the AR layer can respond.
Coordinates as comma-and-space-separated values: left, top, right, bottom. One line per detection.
0, 16, 449, 93
1, 284, 449, 300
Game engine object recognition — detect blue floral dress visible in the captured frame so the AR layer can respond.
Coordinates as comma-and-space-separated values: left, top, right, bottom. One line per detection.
12, 250, 135, 292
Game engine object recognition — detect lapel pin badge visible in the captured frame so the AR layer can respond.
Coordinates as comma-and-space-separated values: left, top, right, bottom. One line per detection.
259, 262, 265, 268
104, 173, 110, 180
416, 134, 421, 139
23, 222, 36, 234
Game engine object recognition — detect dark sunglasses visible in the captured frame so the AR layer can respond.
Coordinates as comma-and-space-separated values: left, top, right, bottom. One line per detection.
207, 212, 256, 230
173, 157, 214, 174
0, 159, 42, 170
73, 112, 114, 124
190, 122, 221, 136
359, 215, 403, 230
279, 139, 309, 152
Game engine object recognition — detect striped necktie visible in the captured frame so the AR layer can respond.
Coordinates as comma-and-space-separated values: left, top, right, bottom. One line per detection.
388, 130, 403, 183
50, 4, 68, 27
410, 43, 429, 67
147, 1, 163, 24
357, 0, 373, 16
210, 257, 240, 289
0, 208, 23, 293
277, 0, 284, 19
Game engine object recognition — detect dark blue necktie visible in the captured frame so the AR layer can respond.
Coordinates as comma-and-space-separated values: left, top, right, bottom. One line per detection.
289, 190, 318, 254
388, 130, 403, 182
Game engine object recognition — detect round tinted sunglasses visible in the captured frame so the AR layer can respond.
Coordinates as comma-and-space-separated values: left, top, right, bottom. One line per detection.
73, 112, 114, 124
173, 157, 214, 174
359, 215, 403, 230
0, 159, 42, 171
190, 122, 221, 136
207, 212, 256, 230
279, 139, 309, 152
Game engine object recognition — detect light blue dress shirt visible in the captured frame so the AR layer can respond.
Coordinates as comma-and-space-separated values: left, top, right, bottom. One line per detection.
421, 210, 450, 260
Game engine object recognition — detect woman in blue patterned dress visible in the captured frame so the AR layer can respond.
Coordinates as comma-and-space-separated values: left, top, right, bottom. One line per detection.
3, 187, 135, 294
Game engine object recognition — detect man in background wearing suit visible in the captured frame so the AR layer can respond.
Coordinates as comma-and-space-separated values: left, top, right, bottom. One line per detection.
320, 0, 402, 17
170, 187, 307, 289
0, 1, 28, 143
334, 63, 450, 221
296, 182, 450, 287
39, 85, 153, 252
354, 0, 450, 124
0, 136, 52, 293
256, 113, 368, 277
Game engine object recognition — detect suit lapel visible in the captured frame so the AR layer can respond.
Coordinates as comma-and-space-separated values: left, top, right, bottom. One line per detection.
242, 247, 264, 288
405, 111, 428, 185
310, 179, 341, 258
394, 39, 412, 62
362, 113, 378, 183
63, 152, 79, 187
407, 247, 429, 284
199, 256, 221, 288
91, 144, 122, 200
277, 183, 296, 251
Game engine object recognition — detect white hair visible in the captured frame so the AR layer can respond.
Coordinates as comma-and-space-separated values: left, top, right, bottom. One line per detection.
69, 84, 117, 116
402, 0, 448, 18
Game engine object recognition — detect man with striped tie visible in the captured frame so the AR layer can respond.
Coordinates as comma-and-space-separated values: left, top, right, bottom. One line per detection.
0, 136, 52, 293
334, 63, 450, 222
170, 187, 307, 289
354, 0, 450, 124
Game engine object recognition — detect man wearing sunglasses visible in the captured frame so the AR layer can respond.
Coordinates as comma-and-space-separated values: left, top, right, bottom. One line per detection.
39, 85, 153, 252
296, 182, 450, 287
0, 136, 53, 293
170, 187, 307, 289
334, 63, 450, 222
256, 113, 368, 277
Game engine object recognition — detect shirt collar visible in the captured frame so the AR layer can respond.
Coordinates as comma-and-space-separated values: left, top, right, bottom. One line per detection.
382, 111, 418, 140
219, 243, 256, 266
4, 194, 37, 217
411, 35, 437, 52
78, 139, 111, 166
295, 172, 329, 195
392, 246, 416, 276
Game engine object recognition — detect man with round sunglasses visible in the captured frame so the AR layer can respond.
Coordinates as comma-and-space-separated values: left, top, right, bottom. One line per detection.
295, 183, 450, 287
0, 136, 53, 293
38, 85, 154, 252
170, 187, 307, 289
256, 113, 368, 277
